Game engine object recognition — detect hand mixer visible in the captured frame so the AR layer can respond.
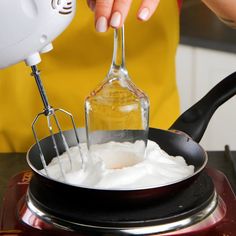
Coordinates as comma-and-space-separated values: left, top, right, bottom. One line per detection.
0, 0, 83, 179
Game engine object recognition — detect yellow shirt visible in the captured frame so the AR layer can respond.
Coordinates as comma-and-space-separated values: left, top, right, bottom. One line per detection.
0, 0, 180, 152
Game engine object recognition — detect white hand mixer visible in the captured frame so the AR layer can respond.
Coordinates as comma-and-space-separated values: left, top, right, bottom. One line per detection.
0, 0, 83, 179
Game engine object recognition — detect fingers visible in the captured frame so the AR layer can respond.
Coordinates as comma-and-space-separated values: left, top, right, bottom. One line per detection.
137, 0, 160, 21
95, 0, 114, 32
94, 0, 132, 31
92, 0, 161, 32
109, 0, 132, 28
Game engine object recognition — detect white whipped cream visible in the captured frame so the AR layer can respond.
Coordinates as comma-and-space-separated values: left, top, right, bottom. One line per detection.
41, 140, 194, 190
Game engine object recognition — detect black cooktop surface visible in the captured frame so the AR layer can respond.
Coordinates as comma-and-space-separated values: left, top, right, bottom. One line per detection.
28, 171, 215, 227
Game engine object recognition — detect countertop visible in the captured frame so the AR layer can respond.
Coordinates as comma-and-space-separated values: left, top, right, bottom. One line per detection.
180, 0, 236, 53
1, 149, 236, 206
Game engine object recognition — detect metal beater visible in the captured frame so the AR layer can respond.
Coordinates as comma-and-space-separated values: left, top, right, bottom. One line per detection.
30, 65, 83, 180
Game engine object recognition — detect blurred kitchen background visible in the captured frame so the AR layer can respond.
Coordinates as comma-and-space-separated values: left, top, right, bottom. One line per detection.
176, 0, 236, 150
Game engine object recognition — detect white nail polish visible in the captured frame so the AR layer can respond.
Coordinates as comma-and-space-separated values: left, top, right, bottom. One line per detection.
139, 8, 150, 21
96, 16, 107, 32
110, 12, 121, 28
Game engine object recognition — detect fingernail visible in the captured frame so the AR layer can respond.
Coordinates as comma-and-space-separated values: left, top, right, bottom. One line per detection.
96, 16, 107, 32
138, 8, 150, 21
110, 11, 121, 28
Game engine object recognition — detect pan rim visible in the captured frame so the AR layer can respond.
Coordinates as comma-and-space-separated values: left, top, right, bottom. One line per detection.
26, 128, 208, 191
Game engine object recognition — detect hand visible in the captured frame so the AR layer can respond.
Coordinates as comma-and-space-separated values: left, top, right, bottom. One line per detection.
87, 0, 160, 32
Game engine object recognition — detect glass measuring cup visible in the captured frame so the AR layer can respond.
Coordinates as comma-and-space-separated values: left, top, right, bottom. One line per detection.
85, 26, 149, 169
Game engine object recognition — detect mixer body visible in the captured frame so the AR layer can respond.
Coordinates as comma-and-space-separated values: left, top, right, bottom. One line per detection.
0, 0, 76, 68
0, 0, 81, 177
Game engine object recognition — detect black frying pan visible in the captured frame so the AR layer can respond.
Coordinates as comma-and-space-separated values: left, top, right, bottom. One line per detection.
27, 72, 236, 209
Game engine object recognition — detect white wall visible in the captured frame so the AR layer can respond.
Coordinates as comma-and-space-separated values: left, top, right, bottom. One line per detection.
176, 45, 236, 150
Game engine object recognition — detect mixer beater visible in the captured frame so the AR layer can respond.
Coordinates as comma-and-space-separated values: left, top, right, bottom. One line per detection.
30, 65, 83, 180
0, 0, 81, 180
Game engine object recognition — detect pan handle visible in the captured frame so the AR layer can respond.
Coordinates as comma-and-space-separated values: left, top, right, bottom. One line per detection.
169, 72, 236, 142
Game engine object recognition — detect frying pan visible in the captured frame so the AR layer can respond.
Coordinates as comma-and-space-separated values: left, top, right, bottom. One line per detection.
27, 72, 236, 209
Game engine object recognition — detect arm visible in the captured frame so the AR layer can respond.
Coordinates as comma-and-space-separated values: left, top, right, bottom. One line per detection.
87, 0, 160, 32
202, 0, 236, 28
